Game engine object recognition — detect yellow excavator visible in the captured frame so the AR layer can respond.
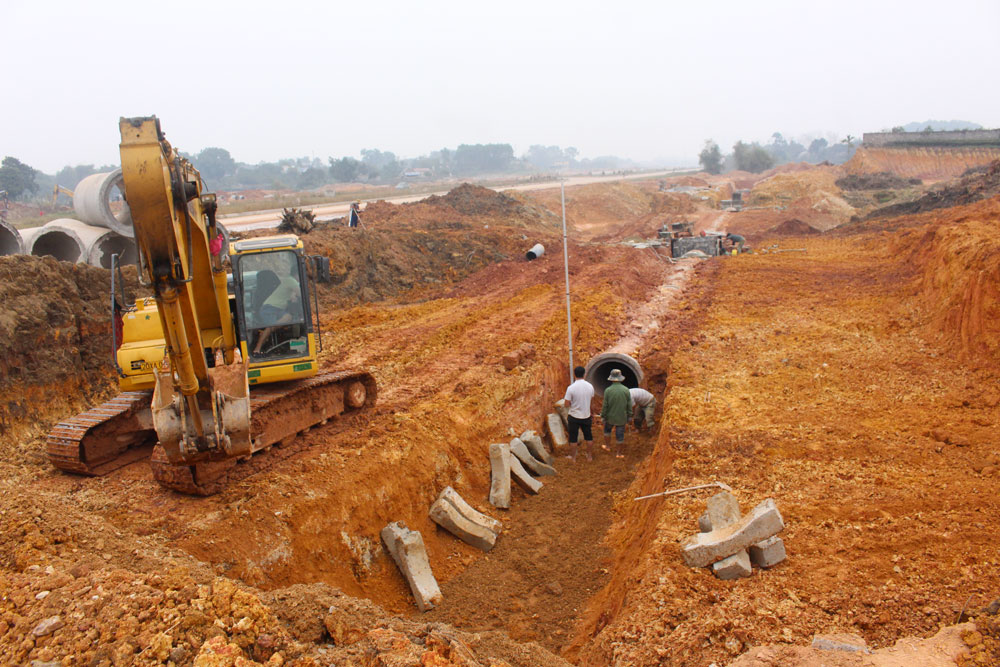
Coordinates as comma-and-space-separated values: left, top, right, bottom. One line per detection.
47, 116, 376, 494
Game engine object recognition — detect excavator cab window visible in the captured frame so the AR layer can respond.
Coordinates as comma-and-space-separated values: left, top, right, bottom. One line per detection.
237, 250, 309, 360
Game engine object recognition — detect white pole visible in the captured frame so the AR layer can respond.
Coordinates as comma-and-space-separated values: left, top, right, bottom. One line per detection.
561, 181, 574, 383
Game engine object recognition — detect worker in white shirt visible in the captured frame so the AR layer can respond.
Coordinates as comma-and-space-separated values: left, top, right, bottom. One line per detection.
563, 365, 596, 462
630, 387, 656, 430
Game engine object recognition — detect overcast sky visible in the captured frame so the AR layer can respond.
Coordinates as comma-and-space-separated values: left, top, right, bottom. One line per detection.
4, 0, 999, 173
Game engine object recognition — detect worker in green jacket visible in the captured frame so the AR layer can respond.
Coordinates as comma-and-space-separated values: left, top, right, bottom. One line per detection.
600, 369, 633, 459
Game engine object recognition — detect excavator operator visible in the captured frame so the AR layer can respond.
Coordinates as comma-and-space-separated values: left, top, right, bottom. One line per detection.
252, 259, 304, 356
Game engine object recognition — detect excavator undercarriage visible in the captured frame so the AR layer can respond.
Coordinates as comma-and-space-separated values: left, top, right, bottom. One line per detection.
47, 369, 376, 494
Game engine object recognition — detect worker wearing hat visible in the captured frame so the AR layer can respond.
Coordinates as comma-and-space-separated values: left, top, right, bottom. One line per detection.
600, 369, 633, 459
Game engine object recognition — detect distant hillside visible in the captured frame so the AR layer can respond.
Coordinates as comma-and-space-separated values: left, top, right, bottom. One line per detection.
902, 120, 983, 132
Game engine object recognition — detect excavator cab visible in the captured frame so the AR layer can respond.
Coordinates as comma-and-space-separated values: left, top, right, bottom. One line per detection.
230, 236, 319, 385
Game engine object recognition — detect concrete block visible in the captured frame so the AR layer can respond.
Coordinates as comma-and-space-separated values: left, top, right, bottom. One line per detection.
706, 491, 741, 527
380, 522, 442, 612
698, 511, 712, 533
749, 535, 786, 568
547, 413, 568, 447
712, 550, 752, 580
437, 486, 501, 536
510, 438, 556, 476
509, 454, 542, 494
811, 633, 870, 654
488, 443, 511, 509
429, 498, 497, 552
554, 399, 570, 428
520, 429, 554, 465
681, 499, 784, 568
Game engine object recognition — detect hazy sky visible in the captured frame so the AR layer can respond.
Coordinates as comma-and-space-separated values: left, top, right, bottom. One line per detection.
5, 0, 1000, 172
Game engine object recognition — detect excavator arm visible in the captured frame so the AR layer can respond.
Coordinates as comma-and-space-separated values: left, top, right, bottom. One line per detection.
118, 116, 250, 464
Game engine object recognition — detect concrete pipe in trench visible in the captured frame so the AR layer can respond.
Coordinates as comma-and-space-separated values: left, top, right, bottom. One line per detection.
525, 243, 545, 260
0, 219, 24, 256
73, 169, 134, 238
584, 352, 644, 397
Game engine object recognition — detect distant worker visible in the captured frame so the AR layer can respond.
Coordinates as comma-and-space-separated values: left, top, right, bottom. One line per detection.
600, 369, 633, 459
348, 201, 361, 228
252, 264, 302, 356
630, 387, 656, 431
725, 232, 745, 253
563, 366, 596, 462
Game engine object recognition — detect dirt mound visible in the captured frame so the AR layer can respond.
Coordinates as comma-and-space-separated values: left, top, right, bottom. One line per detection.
521, 181, 699, 242
765, 218, 821, 236
846, 146, 1000, 182
363, 183, 560, 230
836, 172, 922, 190
867, 159, 1000, 219
745, 167, 856, 229
0, 255, 139, 459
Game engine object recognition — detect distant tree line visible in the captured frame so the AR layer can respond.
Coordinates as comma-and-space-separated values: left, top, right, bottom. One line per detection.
698, 132, 858, 174
2, 141, 638, 202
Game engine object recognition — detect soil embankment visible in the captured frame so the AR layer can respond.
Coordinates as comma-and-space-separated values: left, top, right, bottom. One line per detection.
847, 146, 1000, 182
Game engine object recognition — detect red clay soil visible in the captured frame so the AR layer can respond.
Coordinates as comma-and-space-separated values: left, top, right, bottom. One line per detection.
567, 208, 1000, 665
1, 176, 997, 666
846, 146, 1000, 183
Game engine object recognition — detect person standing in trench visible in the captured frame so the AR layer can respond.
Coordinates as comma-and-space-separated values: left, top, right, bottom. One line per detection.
563, 365, 596, 462
600, 369, 633, 459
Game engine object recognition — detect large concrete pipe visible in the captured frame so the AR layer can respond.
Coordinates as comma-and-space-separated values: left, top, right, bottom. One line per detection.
525, 243, 545, 260
73, 169, 134, 237
0, 219, 24, 256
22, 222, 85, 263
584, 352, 644, 397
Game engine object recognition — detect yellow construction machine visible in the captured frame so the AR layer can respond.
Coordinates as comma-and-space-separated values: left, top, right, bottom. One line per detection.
47, 116, 375, 494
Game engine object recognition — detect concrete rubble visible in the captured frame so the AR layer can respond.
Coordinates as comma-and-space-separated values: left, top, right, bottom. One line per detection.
681, 497, 786, 570
704, 491, 751, 580
519, 429, 554, 465
429, 487, 501, 552
510, 437, 557, 476
811, 633, 871, 654
488, 443, 512, 509
749, 534, 787, 569
546, 413, 568, 449
380, 521, 442, 612
509, 455, 543, 494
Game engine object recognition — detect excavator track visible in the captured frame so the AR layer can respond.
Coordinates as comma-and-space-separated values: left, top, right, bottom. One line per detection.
149, 369, 377, 495
46, 391, 155, 475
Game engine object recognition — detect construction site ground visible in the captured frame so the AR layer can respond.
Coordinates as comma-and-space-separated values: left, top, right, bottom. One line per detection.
0, 166, 998, 666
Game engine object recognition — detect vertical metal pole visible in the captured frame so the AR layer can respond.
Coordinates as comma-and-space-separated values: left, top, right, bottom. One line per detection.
561, 182, 574, 384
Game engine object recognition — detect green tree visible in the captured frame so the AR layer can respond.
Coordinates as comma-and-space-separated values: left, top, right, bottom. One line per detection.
453, 143, 514, 176
732, 141, 774, 173
328, 156, 365, 182
191, 147, 236, 184
698, 140, 723, 174
0, 157, 39, 200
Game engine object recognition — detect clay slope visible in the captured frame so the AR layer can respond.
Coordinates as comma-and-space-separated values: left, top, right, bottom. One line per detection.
846, 146, 1000, 182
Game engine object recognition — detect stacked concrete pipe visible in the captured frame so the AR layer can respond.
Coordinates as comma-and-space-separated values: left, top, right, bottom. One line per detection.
73, 169, 134, 237
21, 219, 139, 267
0, 219, 24, 256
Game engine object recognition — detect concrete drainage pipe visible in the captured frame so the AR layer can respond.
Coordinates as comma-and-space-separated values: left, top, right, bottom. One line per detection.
0, 219, 24, 256
584, 352, 644, 397
525, 243, 545, 260
22, 222, 85, 263
22, 219, 138, 267
73, 169, 134, 238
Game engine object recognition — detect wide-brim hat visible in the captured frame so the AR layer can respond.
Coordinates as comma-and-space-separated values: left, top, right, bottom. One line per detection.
607, 369, 625, 382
